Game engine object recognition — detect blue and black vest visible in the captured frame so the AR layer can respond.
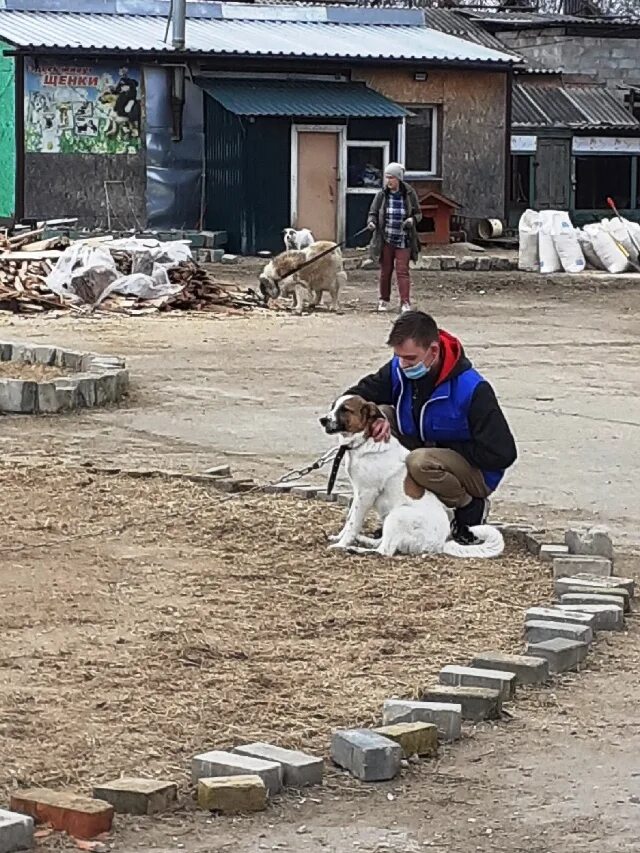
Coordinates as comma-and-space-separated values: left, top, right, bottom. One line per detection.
390, 356, 504, 490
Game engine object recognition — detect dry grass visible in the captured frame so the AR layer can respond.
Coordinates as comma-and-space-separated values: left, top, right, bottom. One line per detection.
0, 464, 552, 800
0, 362, 69, 381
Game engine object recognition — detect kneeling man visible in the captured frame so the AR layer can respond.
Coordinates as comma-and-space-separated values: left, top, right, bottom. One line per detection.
344, 311, 517, 543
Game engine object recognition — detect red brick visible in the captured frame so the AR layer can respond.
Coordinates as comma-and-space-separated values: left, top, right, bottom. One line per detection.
10, 789, 113, 839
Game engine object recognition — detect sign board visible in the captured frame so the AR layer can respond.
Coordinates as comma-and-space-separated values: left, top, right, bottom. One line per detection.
573, 136, 640, 154
511, 135, 537, 153
24, 59, 142, 155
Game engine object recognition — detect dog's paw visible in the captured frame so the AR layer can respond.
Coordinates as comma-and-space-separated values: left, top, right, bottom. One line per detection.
327, 541, 350, 551
327, 532, 341, 543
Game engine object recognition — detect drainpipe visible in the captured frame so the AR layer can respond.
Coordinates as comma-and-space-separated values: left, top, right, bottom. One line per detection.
170, 0, 186, 141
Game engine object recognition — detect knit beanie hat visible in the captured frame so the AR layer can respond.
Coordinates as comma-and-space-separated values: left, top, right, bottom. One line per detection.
385, 162, 405, 181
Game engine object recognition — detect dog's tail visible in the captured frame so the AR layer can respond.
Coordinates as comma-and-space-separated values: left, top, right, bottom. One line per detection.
442, 524, 505, 559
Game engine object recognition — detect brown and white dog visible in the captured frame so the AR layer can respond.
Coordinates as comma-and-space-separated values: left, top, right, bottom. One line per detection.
319, 395, 504, 558
259, 241, 346, 314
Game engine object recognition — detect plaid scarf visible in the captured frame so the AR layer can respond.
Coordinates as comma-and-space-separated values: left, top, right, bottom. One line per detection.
384, 190, 408, 249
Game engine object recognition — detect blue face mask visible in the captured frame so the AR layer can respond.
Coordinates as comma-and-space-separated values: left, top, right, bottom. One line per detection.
403, 361, 430, 380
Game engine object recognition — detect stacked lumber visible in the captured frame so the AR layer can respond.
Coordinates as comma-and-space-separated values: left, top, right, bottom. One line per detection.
0, 229, 267, 316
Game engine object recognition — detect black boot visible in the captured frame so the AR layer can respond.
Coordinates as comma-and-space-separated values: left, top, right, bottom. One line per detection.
451, 497, 489, 545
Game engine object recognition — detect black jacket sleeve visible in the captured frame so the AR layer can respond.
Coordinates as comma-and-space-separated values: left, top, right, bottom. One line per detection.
345, 360, 394, 406
464, 382, 517, 471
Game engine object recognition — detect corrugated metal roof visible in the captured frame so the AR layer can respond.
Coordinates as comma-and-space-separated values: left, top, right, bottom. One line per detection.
0, 9, 518, 62
471, 11, 640, 28
422, 7, 521, 54
513, 80, 639, 130
198, 78, 406, 117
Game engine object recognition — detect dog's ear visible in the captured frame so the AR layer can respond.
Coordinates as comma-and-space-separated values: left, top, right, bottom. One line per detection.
363, 401, 383, 423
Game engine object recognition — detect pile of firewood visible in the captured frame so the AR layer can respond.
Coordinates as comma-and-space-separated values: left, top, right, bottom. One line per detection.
0, 231, 72, 313
0, 228, 267, 316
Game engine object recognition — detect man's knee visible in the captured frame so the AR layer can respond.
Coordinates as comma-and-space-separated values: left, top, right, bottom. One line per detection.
406, 449, 444, 484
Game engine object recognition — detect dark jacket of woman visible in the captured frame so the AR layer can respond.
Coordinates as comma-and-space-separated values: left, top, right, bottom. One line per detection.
367, 181, 422, 263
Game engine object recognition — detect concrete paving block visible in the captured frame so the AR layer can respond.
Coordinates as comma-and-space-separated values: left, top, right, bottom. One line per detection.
335, 492, 352, 506
202, 230, 227, 249
316, 491, 337, 502
420, 685, 502, 722
555, 582, 631, 612
0, 379, 37, 413
560, 592, 627, 613
0, 342, 13, 361
526, 637, 589, 673
197, 775, 266, 813
51, 380, 80, 411
94, 372, 119, 406
192, 750, 282, 795
419, 256, 442, 271
458, 256, 477, 271
210, 249, 225, 263
439, 664, 516, 700
262, 482, 294, 494
31, 345, 57, 365
373, 722, 438, 758
524, 532, 544, 556
330, 729, 402, 782
475, 256, 492, 271
233, 743, 323, 787
10, 789, 113, 840
57, 349, 85, 371
440, 256, 458, 270
221, 254, 239, 265
382, 699, 462, 741
9, 344, 35, 364
75, 374, 100, 408
556, 574, 634, 598
290, 485, 319, 500
470, 651, 549, 685
92, 778, 177, 815
491, 256, 512, 271
564, 526, 614, 561
552, 556, 612, 579
524, 619, 593, 646
539, 544, 570, 562
0, 808, 34, 853
557, 604, 624, 631
525, 606, 597, 631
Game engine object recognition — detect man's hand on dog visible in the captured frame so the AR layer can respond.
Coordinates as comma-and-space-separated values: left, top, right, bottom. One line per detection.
370, 417, 391, 443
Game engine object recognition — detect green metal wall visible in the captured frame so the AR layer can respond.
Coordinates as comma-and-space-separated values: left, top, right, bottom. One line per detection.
204, 96, 289, 255
0, 41, 15, 219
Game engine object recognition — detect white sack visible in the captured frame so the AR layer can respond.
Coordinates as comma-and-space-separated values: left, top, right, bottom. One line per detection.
584, 222, 628, 274
577, 229, 605, 270
518, 209, 540, 272
550, 212, 585, 274
538, 210, 562, 274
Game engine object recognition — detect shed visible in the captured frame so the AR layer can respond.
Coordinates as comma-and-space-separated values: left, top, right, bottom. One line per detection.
199, 78, 406, 254
510, 73, 640, 223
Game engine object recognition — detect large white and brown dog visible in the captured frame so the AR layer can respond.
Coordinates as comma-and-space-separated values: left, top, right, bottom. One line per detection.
319, 395, 504, 558
259, 241, 346, 314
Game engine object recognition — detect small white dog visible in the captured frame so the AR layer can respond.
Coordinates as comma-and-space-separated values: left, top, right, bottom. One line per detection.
284, 227, 315, 251
319, 395, 504, 558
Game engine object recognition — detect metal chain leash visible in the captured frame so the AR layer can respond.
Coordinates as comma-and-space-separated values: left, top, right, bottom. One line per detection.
214, 446, 339, 504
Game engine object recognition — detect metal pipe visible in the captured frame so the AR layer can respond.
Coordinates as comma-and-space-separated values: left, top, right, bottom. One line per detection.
172, 0, 186, 50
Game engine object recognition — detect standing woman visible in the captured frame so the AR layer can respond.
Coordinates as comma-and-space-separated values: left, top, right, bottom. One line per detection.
367, 162, 422, 313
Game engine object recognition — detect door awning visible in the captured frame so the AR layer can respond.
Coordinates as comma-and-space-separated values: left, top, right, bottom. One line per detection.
198, 78, 407, 119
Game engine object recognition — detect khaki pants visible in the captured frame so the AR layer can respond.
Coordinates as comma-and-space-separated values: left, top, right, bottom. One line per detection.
380, 405, 491, 509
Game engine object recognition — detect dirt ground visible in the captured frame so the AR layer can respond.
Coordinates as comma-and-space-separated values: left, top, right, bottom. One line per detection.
1, 267, 639, 852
